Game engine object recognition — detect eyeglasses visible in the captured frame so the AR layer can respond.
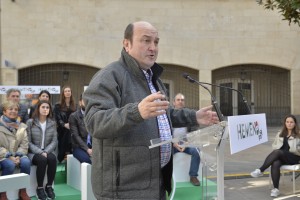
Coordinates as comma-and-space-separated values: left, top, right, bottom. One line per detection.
41, 106, 50, 109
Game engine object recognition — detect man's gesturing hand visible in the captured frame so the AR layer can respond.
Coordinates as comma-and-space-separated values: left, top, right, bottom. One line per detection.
138, 92, 169, 119
196, 105, 219, 125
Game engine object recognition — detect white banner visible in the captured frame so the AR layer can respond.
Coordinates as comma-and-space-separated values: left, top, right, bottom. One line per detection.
228, 113, 268, 154
0, 86, 60, 94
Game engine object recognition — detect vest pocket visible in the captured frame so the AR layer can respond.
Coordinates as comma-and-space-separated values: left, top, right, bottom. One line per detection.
102, 145, 152, 192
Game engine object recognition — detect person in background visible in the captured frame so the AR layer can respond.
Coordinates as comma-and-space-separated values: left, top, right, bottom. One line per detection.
250, 114, 300, 197
172, 93, 201, 186
27, 100, 57, 200
0, 101, 31, 200
29, 90, 51, 118
53, 86, 76, 163
83, 21, 218, 200
0, 88, 29, 123
69, 94, 92, 164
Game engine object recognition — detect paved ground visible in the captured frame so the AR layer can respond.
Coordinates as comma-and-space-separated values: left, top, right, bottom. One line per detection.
220, 126, 300, 200
224, 176, 300, 200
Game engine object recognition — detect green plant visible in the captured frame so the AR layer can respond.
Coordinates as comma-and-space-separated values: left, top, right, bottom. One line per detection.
257, 0, 300, 26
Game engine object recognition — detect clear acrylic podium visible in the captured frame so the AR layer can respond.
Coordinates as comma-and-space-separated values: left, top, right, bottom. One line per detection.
149, 121, 228, 200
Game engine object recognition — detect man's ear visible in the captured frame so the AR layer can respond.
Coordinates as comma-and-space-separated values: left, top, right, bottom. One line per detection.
123, 39, 130, 52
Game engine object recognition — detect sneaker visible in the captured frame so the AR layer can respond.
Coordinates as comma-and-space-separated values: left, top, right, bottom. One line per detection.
45, 185, 55, 199
270, 188, 280, 197
190, 176, 201, 186
250, 169, 263, 178
36, 188, 47, 200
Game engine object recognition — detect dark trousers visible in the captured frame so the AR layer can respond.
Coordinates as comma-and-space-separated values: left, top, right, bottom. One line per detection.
32, 152, 57, 187
57, 129, 72, 162
73, 147, 92, 164
160, 178, 167, 200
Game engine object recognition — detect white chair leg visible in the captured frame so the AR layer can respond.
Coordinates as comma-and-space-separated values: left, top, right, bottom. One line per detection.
277, 165, 300, 194
293, 171, 295, 194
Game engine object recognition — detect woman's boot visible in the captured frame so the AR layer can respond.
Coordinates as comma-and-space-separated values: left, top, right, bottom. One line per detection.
0, 192, 8, 200
19, 188, 30, 200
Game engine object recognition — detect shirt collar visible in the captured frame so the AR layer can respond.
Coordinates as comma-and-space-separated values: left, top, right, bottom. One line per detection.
142, 69, 153, 83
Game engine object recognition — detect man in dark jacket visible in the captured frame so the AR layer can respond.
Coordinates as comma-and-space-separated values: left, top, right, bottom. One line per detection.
0, 88, 29, 123
69, 94, 92, 164
172, 93, 201, 186
83, 21, 218, 200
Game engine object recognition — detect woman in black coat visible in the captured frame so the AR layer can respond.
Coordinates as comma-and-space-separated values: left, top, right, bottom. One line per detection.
53, 86, 76, 162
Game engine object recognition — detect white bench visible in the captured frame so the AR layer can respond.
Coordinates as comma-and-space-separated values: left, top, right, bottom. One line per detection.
81, 163, 96, 200
172, 151, 202, 182
0, 173, 30, 193
3, 165, 47, 199
66, 154, 96, 200
67, 154, 81, 191
170, 152, 203, 200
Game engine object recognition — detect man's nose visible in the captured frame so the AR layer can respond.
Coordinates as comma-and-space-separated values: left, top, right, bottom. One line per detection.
149, 42, 156, 50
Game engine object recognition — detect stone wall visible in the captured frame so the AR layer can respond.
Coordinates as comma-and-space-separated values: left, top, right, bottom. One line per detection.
0, 0, 299, 113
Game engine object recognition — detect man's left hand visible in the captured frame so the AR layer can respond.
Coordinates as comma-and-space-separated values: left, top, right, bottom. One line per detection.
196, 105, 219, 125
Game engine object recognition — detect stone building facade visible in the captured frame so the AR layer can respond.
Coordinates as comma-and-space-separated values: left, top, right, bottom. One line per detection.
1, 0, 299, 125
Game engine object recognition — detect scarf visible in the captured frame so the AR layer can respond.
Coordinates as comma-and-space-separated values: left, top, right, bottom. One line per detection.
0, 115, 20, 132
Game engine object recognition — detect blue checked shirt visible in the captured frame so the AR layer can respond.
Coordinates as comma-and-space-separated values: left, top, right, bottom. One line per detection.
143, 69, 172, 168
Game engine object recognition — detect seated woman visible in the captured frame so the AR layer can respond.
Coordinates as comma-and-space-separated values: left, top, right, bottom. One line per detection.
0, 101, 31, 200
250, 114, 300, 197
27, 100, 57, 200
29, 90, 52, 119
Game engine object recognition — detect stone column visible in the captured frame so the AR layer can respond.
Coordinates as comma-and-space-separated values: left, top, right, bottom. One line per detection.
198, 69, 212, 108
291, 68, 300, 119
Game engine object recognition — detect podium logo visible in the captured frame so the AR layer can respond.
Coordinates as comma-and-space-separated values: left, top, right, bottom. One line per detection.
237, 121, 263, 141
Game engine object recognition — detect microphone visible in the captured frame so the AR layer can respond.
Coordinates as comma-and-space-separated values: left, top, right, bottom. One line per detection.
182, 73, 195, 83
182, 73, 251, 114
183, 73, 224, 121
183, 73, 227, 149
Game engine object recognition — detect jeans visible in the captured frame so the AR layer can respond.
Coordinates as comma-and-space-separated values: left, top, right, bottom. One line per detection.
0, 157, 31, 176
173, 147, 200, 177
73, 147, 92, 164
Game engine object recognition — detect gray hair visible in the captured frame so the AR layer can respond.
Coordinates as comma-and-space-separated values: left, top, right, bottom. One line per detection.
6, 88, 21, 97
